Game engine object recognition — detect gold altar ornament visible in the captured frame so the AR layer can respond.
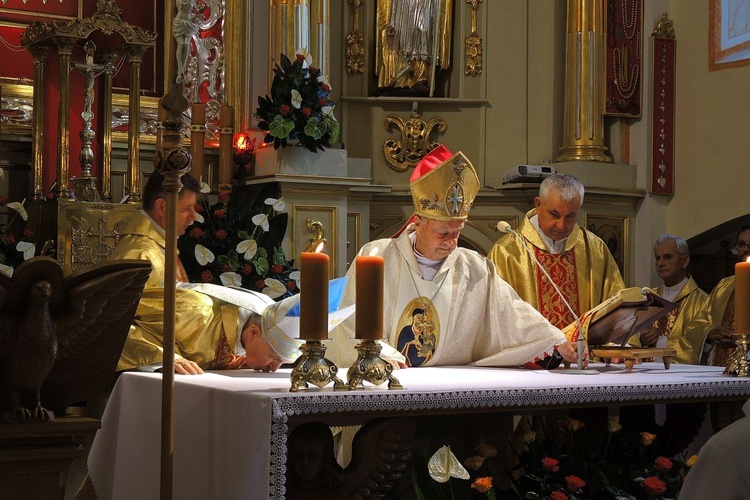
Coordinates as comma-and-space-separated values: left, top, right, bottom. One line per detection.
724, 334, 750, 377
345, 0, 365, 74
383, 105, 446, 172
290, 340, 346, 391
464, 0, 483, 76
347, 339, 403, 390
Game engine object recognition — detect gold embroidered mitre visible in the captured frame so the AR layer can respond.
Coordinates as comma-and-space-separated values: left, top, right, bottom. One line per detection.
410, 144, 480, 221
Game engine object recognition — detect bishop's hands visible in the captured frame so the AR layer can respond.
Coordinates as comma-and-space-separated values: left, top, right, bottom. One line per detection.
557, 341, 589, 368
174, 357, 204, 375
639, 326, 661, 347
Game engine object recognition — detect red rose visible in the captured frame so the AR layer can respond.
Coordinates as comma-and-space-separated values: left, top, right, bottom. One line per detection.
194, 203, 204, 213
5, 234, 15, 245
301, 106, 312, 117
215, 229, 228, 240
287, 280, 296, 290
213, 209, 225, 219
201, 270, 213, 282
255, 280, 266, 289
322, 83, 331, 91
221, 264, 231, 272
641, 477, 666, 496
542, 457, 560, 472
242, 263, 253, 276
272, 264, 283, 273
550, 492, 568, 500
189, 227, 204, 238
654, 456, 673, 473
309, 65, 318, 73
280, 104, 291, 116
319, 97, 328, 107
22, 228, 34, 239
565, 475, 586, 492
0, 196, 8, 205
295, 53, 306, 62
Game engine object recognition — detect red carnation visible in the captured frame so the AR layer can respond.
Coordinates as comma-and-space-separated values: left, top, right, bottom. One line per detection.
641, 477, 666, 496
301, 106, 312, 117
565, 475, 586, 492
201, 270, 213, 282
213, 209, 225, 219
322, 83, 331, 91
255, 280, 266, 289
214, 229, 228, 240
194, 203, 204, 213
287, 280, 296, 290
242, 263, 253, 276
189, 227, 204, 238
319, 97, 328, 107
5, 234, 15, 245
542, 457, 560, 472
309, 65, 318, 73
654, 456, 673, 473
295, 53, 306, 62
550, 492, 568, 500
22, 228, 34, 239
280, 104, 291, 116
221, 264, 231, 272
272, 264, 283, 273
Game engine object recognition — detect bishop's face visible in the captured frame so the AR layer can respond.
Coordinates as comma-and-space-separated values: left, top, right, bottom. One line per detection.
534, 192, 581, 242
413, 217, 465, 261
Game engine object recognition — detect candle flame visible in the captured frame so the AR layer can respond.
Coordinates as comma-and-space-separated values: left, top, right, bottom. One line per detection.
368, 247, 380, 257
312, 240, 325, 253
746, 256, 750, 263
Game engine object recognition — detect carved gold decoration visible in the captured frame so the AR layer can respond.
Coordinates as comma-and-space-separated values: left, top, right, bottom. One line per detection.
345, 0, 365, 74
464, 0, 483, 76
305, 218, 327, 252
652, 12, 675, 38
290, 340, 346, 392
347, 339, 403, 390
383, 104, 447, 172
724, 334, 750, 377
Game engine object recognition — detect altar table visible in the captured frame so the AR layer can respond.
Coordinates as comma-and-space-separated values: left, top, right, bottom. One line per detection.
87, 363, 750, 500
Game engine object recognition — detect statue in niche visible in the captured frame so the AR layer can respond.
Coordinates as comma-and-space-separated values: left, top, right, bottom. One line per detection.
375, 0, 454, 97
173, 0, 201, 84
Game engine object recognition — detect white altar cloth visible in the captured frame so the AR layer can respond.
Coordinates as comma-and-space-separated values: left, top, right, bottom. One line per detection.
87, 364, 750, 500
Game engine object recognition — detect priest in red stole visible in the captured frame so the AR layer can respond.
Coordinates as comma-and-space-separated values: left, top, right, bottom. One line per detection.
488, 174, 624, 332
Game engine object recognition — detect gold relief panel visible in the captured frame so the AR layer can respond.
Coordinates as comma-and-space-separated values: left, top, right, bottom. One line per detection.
584, 214, 628, 281
369, 214, 404, 240
292, 204, 338, 276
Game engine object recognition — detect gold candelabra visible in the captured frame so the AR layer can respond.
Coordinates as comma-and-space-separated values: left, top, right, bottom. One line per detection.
347, 339, 402, 390
724, 334, 750, 377
290, 340, 346, 392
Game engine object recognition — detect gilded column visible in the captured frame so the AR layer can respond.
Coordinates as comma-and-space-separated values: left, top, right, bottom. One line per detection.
125, 46, 146, 202
29, 45, 50, 201
55, 39, 74, 198
557, 0, 612, 163
101, 53, 117, 202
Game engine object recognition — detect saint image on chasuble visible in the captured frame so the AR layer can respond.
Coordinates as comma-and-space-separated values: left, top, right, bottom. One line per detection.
396, 301, 440, 366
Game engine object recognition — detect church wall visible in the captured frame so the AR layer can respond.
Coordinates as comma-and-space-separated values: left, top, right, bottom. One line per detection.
666, 1, 750, 240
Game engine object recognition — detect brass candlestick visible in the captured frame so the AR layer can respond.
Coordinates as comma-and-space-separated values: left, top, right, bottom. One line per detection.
347, 339, 402, 390
724, 334, 750, 377
290, 340, 346, 392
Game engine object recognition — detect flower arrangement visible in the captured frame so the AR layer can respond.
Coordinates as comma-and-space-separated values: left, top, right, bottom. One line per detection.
0, 196, 36, 277
254, 51, 340, 153
177, 183, 300, 300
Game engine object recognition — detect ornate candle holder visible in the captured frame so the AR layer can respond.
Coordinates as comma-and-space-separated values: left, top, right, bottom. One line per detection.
347, 339, 402, 390
724, 334, 750, 377
290, 340, 346, 392
232, 132, 256, 179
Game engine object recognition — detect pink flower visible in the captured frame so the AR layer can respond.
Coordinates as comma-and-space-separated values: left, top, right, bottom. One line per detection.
542, 457, 560, 472
641, 476, 666, 495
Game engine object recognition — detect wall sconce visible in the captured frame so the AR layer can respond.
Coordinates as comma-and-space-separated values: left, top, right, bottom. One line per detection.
233, 132, 256, 178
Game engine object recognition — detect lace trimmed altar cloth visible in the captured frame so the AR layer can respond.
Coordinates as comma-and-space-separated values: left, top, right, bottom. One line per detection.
88, 364, 750, 500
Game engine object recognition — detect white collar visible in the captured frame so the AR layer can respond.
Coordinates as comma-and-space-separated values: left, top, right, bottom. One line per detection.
409, 232, 444, 281
661, 276, 689, 302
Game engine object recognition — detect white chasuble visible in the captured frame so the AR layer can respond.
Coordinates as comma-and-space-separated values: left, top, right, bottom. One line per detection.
391, 266, 453, 366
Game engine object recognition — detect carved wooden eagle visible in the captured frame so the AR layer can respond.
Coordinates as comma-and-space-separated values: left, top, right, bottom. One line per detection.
0, 256, 151, 423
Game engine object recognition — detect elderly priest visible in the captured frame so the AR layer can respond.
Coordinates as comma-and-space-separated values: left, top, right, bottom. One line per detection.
329, 145, 585, 369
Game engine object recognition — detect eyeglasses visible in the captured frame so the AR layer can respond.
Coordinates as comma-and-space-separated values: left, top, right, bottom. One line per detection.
737, 242, 750, 250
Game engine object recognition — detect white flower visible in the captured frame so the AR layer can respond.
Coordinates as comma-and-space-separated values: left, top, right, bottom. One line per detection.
194, 212, 205, 224
236, 239, 258, 260
262, 278, 287, 299
427, 446, 470, 483
290, 89, 302, 109
289, 270, 301, 288
252, 213, 270, 232
219, 272, 242, 287
321, 105, 337, 121
7, 199, 27, 221
0, 264, 12, 277
16, 241, 35, 260
199, 181, 211, 193
194, 244, 215, 265
264, 197, 286, 212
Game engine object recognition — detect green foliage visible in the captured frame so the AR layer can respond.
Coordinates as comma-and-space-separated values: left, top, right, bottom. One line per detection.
254, 52, 339, 153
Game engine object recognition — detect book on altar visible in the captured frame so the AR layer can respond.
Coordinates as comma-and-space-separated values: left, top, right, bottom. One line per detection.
562, 287, 677, 346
